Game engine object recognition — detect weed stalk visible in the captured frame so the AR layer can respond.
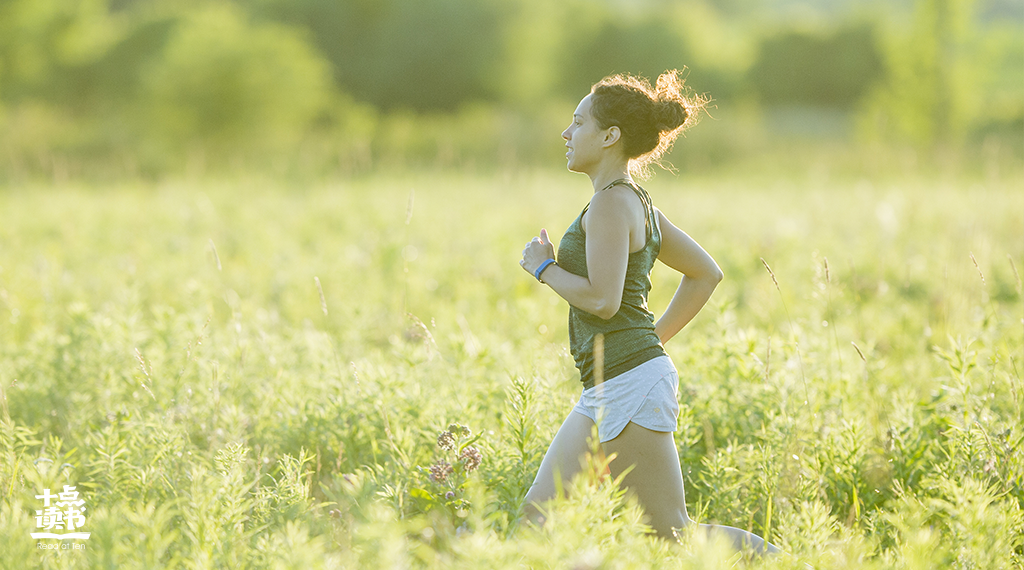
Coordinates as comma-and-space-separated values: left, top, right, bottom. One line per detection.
760, 257, 809, 406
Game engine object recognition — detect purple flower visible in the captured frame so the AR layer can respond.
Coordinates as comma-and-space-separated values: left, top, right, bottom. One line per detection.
445, 491, 455, 500
428, 460, 453, 483
437, 430, 456, 451
459, 446, 482, 472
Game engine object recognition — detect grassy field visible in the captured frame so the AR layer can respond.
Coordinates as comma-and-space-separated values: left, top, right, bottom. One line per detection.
0, 167, 1021, 569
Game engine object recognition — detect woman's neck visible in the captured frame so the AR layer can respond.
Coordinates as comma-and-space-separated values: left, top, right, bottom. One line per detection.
588, 162, 633, 194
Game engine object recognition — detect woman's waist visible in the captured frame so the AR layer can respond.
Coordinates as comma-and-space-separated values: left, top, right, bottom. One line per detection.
572, 341, 668, 389
569, 326, 663, 358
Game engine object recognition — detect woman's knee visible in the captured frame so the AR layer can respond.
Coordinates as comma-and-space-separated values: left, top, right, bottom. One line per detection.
522, 485, 554, 527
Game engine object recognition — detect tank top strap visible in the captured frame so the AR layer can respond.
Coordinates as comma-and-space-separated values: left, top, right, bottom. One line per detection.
620, 181, 654, 242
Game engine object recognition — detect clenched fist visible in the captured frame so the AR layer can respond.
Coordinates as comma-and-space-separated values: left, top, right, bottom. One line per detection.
520, 228, 555, 278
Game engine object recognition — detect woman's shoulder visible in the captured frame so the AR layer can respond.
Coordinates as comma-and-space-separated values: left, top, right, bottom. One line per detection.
582, 185, 651, 241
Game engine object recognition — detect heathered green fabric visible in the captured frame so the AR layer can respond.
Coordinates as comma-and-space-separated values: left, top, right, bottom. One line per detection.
556, 181, 667, 389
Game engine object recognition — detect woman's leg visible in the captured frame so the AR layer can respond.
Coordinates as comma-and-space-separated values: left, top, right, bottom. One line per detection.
601, 421, 781, 553
522, 409, 600, 527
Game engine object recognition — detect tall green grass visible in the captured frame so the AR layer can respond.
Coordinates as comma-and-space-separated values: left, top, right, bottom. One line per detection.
0, 169, 1021, 568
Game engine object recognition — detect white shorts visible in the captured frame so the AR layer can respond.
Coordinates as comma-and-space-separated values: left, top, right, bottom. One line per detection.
571, 355, 680, 443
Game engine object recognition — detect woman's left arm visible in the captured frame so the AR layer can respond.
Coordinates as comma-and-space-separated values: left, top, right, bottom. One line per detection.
520, 189, 633, 320
651, 207, 724, 344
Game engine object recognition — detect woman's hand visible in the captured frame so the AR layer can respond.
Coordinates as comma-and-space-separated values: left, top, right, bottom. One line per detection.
520, 228, 555, 277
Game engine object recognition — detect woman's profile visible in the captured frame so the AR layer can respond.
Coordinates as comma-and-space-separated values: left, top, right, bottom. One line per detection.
519, 70, 780, 553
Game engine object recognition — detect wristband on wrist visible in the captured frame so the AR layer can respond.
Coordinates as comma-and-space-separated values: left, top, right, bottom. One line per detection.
534, 258, 557, 282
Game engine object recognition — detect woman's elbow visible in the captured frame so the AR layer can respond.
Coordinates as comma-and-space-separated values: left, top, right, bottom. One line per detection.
592, 299, 621, 320
712, 266, 724, 283
688, 261, 723, 284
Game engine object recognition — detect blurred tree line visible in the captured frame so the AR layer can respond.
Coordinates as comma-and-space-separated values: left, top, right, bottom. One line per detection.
0, 0, 1020, 179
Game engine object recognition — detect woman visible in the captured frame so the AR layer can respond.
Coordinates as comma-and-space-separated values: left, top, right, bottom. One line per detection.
519, 70, 779, 553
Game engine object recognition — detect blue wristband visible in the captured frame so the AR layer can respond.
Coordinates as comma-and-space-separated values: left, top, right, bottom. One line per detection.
534, 258, 557, 282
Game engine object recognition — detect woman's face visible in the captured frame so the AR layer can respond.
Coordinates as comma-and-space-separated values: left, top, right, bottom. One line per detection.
561, 94, 607, 174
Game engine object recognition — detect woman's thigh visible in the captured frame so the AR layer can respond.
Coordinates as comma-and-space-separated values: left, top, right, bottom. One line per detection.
600, 421, 690, 537
524, 409, 599, 507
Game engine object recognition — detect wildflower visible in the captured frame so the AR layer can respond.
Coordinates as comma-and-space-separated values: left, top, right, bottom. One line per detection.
429, 460, 453, 483
447, 423, 471, 438
445, 491, 455, 500
459, 446, 482, 472
437, 430, 456, 451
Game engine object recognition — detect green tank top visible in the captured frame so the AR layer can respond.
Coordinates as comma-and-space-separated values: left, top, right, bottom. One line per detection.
556, 180, 667, 389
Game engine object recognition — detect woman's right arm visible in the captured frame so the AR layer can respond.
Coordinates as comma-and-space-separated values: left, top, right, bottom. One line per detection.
653, 208, 724, 345
522, 188, 634, 320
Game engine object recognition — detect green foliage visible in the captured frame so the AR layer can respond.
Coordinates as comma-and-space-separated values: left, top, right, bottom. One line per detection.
1, 0, 1021, 179
254, 0, 507, 112
749, 24, 883, 108
860, 0, 1024, 147
140, 4, 331, 156
0, 0, 121, 101
553, 4, 694, 99
0, 167, 1021, 568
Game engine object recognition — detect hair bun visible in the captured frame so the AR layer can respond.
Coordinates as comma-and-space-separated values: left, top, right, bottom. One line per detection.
655, 99, 688, 133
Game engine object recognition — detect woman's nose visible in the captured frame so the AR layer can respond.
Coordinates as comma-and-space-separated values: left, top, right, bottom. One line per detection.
561, 127, 570, 140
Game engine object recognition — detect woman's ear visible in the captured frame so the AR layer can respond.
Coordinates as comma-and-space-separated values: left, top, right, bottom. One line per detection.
602, 125, 621, 148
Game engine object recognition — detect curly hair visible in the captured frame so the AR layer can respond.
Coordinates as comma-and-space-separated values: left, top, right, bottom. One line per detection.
590, 70, 708, 178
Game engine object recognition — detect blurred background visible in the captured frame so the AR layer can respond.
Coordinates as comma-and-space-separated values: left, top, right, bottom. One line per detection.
0, 0, 1020, 182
